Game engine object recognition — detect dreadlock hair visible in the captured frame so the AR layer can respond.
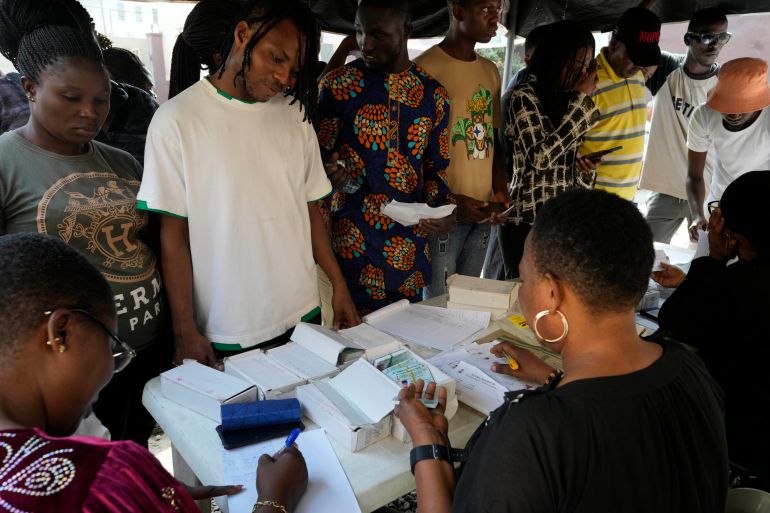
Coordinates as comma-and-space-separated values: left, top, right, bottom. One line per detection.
169, 0, 243, 99
524, 20, 594, 125
217, 0, 320, 122
0, 233, 113, 362
0, 0, 104, 84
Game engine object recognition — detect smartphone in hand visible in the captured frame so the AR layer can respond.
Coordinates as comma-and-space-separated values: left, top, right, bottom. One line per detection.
582, 145, 623, 163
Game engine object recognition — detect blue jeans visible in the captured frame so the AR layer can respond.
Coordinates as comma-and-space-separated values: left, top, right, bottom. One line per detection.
482, 225, 505, 280
423, 222, 490, 299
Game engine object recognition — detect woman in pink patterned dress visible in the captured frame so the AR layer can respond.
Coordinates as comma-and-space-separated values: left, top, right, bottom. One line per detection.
0, 233, 307, 512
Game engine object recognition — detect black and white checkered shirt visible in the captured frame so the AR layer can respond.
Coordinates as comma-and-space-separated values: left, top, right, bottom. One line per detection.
506, 78, 599, 225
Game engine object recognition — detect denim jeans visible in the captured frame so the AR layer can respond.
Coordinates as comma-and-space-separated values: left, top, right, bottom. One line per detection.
482, 225, 506, 280
423, 221, 490, 299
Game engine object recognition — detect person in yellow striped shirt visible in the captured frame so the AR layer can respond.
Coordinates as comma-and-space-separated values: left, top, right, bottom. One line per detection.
578, 7, 661, 200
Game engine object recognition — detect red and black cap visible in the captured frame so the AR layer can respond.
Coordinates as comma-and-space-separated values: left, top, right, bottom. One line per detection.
613, 7, 661, 67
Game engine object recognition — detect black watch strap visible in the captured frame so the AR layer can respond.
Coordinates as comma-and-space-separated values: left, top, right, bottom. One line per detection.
410, 445, 467, 474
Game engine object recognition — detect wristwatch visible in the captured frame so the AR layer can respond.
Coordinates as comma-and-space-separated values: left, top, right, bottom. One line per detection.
409, 444, 467, 474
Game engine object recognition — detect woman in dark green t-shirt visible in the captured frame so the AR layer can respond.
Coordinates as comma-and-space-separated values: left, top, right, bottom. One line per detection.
0, 0, 170, 446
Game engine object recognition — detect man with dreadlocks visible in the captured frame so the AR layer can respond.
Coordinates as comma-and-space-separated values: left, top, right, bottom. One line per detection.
318, 0, 455, 314
0, 0, 170, 447
138, 0, 359, 366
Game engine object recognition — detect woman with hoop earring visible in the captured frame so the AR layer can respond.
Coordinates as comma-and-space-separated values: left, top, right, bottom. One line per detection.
392, 189, 728, 512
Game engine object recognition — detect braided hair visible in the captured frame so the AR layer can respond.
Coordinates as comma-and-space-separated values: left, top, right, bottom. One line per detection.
0, 0, 103, 83
217, 0, 320, 122
169, 0, 243, 99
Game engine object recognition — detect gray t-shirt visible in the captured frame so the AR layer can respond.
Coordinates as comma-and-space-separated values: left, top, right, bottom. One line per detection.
0, 131, 164, 349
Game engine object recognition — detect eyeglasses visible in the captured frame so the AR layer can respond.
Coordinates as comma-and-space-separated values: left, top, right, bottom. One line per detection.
43, 309, 137, 373
707, 200, 720, 215
687, 31, 732, 46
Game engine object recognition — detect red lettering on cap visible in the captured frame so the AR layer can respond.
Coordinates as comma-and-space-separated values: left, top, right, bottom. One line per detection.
638, 30, 660, 43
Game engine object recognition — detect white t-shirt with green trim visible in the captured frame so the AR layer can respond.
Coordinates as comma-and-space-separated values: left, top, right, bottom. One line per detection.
138, 79, 332, 348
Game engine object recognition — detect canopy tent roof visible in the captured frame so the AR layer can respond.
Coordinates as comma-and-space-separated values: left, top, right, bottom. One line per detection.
149, 0, 770, 37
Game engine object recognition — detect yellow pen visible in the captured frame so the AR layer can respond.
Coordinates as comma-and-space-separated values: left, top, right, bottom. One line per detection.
500, 348, 519, 371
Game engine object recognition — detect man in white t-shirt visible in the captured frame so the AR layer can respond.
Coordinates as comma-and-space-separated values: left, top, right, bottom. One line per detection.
640, 8, 728, 243
686, 57, 770, 241
138, 0, 359, 366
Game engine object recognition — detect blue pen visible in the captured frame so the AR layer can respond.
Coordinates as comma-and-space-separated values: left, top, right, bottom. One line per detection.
284, 428, 301, 449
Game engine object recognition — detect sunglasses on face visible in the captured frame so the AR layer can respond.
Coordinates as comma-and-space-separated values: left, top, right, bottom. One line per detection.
44, 309, 137, 373
707, 200, 720, 215
687, 31, 732, 46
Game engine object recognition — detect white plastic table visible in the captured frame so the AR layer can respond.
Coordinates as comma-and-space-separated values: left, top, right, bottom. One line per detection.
142, 377, 484, 513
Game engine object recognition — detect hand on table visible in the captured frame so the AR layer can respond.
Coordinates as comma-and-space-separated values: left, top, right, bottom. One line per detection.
651, 261, 686, 289
256, 445, 308, 513
183, 483, 244, 500
394, 380, 449, 446
419, 211, 456, 236
489, 342, 555, 386
173, 330, 220, 370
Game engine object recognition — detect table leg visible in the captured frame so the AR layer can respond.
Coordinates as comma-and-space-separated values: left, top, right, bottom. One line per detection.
172, 445, 212, 513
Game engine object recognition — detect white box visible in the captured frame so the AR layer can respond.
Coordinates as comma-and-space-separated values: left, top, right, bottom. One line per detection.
447, 274, 518, 310
224, 349, 305, 400
297, 382, 392, 452
160, 362, 257, 422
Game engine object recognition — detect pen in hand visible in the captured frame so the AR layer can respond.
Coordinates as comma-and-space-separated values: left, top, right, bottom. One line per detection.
500, 347, 520, 371
283, 428, 301, 450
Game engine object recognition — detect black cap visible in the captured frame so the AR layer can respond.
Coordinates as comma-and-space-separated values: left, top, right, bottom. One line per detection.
613, 7, 661, 67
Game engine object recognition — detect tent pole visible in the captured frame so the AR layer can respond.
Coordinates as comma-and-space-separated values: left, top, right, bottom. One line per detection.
502, 2, 518, 88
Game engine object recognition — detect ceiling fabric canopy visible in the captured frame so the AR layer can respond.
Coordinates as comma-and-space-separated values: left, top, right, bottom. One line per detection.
137, 0, 770, 38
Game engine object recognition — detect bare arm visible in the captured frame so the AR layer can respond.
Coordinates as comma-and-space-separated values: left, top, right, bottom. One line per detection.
308, 203, 360, 328
319, 35, 358, 80
159, 215, 218, 367
686, 149, 708, 241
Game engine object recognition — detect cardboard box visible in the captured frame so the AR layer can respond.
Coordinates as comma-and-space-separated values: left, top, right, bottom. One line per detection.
160, 361, 257, 422
224, 349, 305, 400
297, 382, 391, 452
447, 274, 519, 310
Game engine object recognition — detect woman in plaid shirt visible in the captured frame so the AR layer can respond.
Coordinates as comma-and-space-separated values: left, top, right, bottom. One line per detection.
500, 20, 600, 277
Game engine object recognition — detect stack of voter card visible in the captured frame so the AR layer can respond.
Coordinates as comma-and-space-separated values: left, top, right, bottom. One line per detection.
447, 274, 519, 320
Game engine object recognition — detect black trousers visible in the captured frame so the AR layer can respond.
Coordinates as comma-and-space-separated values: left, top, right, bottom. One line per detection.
92, 326, 174, 447
498, 222, 532, 279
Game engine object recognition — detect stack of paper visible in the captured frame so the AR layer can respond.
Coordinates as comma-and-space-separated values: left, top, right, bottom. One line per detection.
221, 429, 361, 513
364, 299, 490, 351
446, 274, 519, 319
429, 344, 534, 415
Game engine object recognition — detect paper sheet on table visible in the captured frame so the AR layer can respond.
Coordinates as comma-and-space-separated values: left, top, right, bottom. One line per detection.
364, 300, 490, 351
221, 429, 361, 513
380, 200, 457, 226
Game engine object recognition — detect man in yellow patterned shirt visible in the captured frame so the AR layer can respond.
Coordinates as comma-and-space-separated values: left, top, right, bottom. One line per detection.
578, 7, 661, 200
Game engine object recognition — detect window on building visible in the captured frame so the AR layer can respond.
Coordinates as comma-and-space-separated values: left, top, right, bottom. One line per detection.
117, 2, 125, 21
135, 5, 143, 23
152, 8, 159, 25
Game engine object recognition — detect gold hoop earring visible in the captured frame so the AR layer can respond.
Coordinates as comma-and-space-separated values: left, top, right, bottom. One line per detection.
533, 309, 569, 344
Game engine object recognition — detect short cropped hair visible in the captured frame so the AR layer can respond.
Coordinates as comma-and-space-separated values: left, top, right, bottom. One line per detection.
529, 189, 654, 314
0, 234, 113, 359
359, 0, 412, 25
688, 7, 728, 32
